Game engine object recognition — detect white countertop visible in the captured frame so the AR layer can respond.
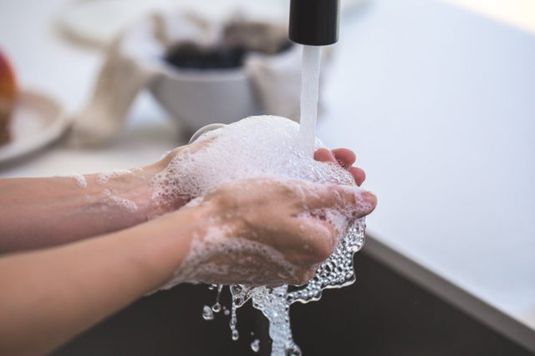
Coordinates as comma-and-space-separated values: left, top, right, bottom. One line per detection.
319, 0, 535, 330
1, 0, 534, 333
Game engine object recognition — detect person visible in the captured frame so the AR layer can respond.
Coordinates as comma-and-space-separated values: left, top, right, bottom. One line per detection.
0, 139, 376, 355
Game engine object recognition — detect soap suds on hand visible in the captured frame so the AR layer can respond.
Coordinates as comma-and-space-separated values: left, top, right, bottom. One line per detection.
71, 174, 87, 188
96, 169, 133, 185
102, 188, 138, 213
151, 115, 368, 356
151, 115, 355, 207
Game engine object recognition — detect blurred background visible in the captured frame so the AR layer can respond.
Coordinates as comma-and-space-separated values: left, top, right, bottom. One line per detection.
0, 0, 534, 355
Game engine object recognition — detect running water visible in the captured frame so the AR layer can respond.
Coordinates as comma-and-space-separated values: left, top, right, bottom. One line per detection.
196, 46, 368, 356
299, 45, 322, 156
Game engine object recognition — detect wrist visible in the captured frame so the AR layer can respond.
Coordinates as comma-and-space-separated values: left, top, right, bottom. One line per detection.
141, 147, 190, 215
84, 168, 165, 226
126, 200, 215, 289
119, 167, 171, 221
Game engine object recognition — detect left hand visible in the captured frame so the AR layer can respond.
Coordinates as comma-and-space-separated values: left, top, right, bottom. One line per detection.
314, 147, 366, 186
145, 143, 367, 215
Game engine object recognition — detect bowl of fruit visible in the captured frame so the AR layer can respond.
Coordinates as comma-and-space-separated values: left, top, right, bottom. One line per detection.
0, 50, 70, 164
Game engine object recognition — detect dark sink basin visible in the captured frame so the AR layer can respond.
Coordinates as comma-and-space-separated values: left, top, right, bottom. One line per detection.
53, 249, 533, 356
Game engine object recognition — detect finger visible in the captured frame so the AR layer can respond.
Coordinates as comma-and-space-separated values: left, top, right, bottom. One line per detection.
332, 148, 356, 168
348, 166, 366, 186
303, 183, 377, 219
314, 148, 337, 163
334, 186, 376, 218
291, 216, 337, 265
315, 148, 364, 185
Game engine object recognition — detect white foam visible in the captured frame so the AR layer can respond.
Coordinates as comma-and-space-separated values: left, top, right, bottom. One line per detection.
102, 189, 138, 213
71, 174, 87, 188
151, 115, 355, 207
160, 223, 300, 289
96, 169, 132, 184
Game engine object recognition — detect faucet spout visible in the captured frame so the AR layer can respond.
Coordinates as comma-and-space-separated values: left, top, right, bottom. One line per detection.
289, 0, 340, 46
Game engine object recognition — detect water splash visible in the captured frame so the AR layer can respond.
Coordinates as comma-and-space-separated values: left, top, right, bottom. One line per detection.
212, 284, 223, 313
203, 218, 366, 355
299, 45, 322, 157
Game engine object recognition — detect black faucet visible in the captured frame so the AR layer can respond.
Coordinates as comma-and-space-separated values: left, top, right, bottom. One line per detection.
289, 0, 340, 46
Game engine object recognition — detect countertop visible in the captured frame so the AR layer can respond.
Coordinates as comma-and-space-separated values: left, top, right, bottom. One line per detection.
319, 0, 535, 332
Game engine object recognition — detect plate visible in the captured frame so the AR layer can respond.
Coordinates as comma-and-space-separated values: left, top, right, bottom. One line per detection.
56, 0, 367, 49
0, 90, 69, 164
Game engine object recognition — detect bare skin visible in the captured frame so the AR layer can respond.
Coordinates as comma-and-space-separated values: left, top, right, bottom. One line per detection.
0, 146, 366, 253
0, 170, 161, 252
0, 143, 376, 355
170, 178, 375, 286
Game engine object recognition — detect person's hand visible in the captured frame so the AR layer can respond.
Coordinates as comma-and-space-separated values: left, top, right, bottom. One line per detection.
314, 147, 366, 186
145, 141, 368, 215
170, 178, 376, 286
143, 140, 212, 213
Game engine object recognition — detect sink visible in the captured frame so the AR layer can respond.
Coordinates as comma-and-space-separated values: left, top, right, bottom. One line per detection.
53, 251, 533, 356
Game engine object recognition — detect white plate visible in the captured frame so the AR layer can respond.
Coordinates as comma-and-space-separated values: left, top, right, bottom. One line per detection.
0, 90, 69, 164
57, 0, 367, 49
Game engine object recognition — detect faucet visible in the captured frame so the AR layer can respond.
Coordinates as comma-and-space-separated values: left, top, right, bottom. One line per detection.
289, 0, 340, 46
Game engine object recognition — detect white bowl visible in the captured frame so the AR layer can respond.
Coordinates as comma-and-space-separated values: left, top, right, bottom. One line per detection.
149, 62, 261, 133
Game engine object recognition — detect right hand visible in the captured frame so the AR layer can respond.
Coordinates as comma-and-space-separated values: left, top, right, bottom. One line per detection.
175, 178, 376, 286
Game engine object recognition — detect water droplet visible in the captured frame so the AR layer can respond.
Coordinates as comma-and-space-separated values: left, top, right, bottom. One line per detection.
202, 305, 214, 320
285, 343, 302, 356
231, 329, 239, 341
250, 339, 260, 352
201, 218, 366, 355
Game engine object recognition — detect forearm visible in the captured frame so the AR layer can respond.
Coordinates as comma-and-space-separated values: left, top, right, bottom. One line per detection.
0, 167, 168, 253
0, 205, 202, 356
